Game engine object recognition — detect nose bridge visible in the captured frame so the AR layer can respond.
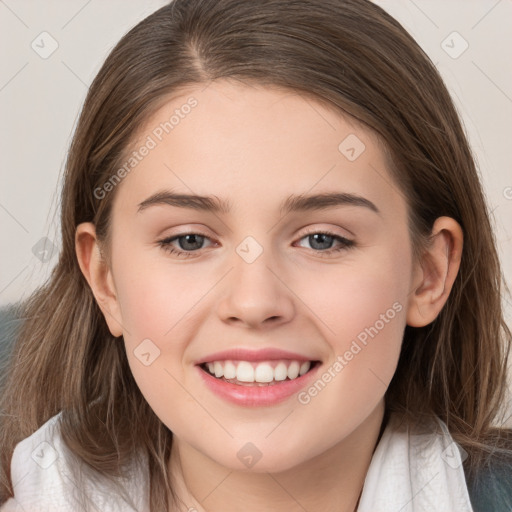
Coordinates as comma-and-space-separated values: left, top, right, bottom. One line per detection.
217, 233, 295, 327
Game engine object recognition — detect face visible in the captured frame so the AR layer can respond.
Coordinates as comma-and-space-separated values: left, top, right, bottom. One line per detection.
97, 80, 418, 472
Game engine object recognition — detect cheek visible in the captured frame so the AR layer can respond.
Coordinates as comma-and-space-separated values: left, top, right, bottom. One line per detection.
301, 247, 410, 341
112, 259, 198, 428
113, 251, 200, 341
296, 245, 411, 399
111, 254, 210, 404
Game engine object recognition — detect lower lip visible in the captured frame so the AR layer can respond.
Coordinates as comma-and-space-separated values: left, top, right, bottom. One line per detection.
196, 363, 321, 407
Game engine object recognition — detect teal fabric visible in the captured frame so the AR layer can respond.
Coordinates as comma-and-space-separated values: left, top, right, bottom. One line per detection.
465, 455, 512, 512
0, 305, 21, 387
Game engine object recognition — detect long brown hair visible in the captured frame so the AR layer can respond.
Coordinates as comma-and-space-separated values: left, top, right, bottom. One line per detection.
1, 0, 511, 509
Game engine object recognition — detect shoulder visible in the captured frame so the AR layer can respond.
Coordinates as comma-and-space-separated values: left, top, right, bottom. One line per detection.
1, 413, 71, 511
465, 448, 512, 512
427, 417, 512, 512
1, 413, 149, 512
359, 413, 475, 511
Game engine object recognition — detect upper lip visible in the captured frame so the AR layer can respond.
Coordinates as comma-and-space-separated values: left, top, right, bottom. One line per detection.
195, 348, 319, 365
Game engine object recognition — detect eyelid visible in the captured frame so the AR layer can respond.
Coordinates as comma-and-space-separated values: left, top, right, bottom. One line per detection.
298, 225, 353, 240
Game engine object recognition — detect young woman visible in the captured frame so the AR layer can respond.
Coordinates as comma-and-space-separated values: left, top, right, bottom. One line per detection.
1, 0, 511, 511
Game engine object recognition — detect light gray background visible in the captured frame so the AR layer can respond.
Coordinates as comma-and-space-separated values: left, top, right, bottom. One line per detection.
1, 1, 511, 415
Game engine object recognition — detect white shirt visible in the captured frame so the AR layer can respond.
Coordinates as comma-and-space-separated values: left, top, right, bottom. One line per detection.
1, 412, 474, 511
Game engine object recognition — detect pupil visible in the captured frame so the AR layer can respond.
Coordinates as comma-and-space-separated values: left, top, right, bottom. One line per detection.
310, 233, 332, 250
180, 234, 203, 250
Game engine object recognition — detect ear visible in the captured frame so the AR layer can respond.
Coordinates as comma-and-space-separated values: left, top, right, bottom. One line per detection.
406, 216, 463, 327
75, 222, 124, 337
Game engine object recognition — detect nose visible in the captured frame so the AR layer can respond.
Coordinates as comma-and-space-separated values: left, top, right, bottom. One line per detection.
216, 245, 295, 329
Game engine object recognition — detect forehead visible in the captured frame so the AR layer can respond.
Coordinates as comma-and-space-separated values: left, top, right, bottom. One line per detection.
110, 80, 406, 221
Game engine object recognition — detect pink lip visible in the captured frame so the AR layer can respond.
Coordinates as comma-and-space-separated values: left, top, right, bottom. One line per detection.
196, 362, 321, 407
195, 348, 316, 365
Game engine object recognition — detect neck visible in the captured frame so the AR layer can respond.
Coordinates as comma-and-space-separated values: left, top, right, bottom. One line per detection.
168, 400, 387, 512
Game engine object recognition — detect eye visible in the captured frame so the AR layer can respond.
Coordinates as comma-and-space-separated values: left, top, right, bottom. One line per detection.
158, 233, 215, 258
294, 229, 355, 256
157, 229, 355, 258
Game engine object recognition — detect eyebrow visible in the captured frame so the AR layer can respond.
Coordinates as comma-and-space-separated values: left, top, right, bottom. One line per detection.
137, 190, 380, 216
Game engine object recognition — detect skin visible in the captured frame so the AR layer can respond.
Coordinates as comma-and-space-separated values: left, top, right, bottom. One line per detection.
76, 80, 463, 512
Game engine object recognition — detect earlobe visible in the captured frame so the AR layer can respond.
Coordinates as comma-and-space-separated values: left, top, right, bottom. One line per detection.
75, 222, 124, 337
406, 217, 463, 328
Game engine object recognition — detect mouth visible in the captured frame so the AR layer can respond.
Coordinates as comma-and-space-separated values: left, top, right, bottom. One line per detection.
195, 352, 322, 407
198, 359, 321, 386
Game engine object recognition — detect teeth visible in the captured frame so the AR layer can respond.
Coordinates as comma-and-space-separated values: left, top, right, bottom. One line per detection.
299, 361, 311, 376
224, 361, 237, 379
274, 362, 288, 381
236, 361, 254, 382
287, 361, 300, 380
203, 359, 313, 383
214, 361, 224, 378
254, 363, 274, 383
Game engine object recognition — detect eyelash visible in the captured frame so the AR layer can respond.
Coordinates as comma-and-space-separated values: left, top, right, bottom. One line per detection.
157, 229, 355, 259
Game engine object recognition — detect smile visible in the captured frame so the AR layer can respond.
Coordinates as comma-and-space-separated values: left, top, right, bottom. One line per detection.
200, 359, 315, 385
195, 348, 322, 407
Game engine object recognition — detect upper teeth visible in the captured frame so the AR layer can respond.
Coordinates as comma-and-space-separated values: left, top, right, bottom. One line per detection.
205, 360, 311, 383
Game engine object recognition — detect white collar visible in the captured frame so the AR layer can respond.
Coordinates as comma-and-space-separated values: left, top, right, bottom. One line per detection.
5, 411, 474, 511
358, 412, 474, 511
